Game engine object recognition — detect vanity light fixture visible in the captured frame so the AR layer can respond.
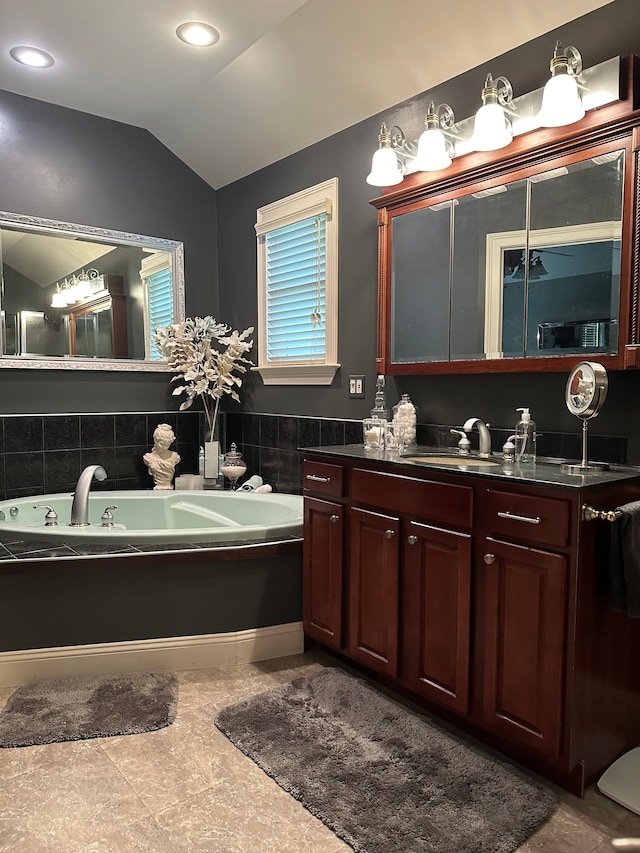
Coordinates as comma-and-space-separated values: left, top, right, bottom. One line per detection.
176, 22, 220, 47
411, 102, 455, 172
365, 43, 620, 187
470, 74, 513, 152
537, 41, 585, 127
366, 123, 405, 187
9, 45, 54, 68
50, 269, 102, 309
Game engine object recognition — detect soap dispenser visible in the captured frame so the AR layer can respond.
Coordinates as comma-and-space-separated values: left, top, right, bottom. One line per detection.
515, 407, 537, 463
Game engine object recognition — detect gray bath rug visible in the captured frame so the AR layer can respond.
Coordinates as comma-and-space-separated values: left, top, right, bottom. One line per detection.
0, 670, 177, 747
215, 667, 557, 853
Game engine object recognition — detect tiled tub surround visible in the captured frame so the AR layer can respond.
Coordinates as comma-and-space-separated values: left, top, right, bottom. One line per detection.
0, 409, 634, 501
0, 411, 202, 500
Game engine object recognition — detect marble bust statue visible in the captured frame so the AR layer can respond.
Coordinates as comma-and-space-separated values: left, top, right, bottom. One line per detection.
143, 423, 181, 490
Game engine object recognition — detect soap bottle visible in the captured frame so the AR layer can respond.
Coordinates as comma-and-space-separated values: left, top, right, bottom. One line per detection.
515, 407, 537, 463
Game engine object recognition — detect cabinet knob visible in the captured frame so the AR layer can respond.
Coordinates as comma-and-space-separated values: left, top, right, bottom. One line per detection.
330, 514, 340, 524
385, 529, 396, 539
407, 534, 418, 545
484, 553, 496, 564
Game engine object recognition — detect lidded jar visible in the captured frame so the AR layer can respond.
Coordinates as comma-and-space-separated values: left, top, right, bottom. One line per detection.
392, 393, 417, 447
221, 442, 247, 489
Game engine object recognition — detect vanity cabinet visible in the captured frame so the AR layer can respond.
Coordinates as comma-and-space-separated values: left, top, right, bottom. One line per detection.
348, 506, 400, 676
481, 538, 567, 757
302, 496, 344, 648
402, 520, 472, 714
479, 487, 571, 756
302, 448, 640, 794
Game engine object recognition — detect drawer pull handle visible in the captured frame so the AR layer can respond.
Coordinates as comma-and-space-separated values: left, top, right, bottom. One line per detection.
330, 514, 340, 524
484, 553, 496, 564
306, 474, 330, 483
407, 534, 418, 545
385, 529, 396, 539
497, 510, 541, 525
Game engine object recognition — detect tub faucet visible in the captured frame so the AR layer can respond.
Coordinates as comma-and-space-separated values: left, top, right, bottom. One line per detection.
70, 465, 107, 527
463, 418, 492, 457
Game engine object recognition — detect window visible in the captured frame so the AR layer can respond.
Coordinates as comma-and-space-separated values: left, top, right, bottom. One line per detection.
140, 251, 173, 361
255, 177, 339, 384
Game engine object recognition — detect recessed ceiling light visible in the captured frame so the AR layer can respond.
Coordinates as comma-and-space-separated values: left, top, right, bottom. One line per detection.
176, 22, 220, 47
10, 45, 55, 68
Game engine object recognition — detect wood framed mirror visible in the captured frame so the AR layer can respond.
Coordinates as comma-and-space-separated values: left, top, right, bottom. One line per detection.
371, 55, 640, 376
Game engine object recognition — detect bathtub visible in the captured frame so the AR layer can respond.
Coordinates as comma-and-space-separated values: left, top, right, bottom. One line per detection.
0, 490, 303, 545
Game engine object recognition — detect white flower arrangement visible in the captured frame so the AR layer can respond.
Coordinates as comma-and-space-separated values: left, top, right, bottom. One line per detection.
154, 316, 254, 439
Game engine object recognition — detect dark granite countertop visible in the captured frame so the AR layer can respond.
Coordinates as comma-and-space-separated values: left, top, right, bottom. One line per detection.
299, 444, 640, 489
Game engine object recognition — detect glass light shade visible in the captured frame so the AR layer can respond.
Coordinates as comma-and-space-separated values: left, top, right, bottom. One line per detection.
537, 73, 585, 127
50, 289, 67, 308
413, 128, 452, 172
366, 147, 403, 187
471, 103, 513, 152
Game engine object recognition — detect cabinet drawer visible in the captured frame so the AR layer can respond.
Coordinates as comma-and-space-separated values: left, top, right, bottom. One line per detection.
352, 468, 472, 528
485, 489, 570, 548
303, 460, 344, 498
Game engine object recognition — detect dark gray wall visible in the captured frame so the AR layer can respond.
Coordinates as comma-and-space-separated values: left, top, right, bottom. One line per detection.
0, 89, 218, 414
217, 0, 640, 442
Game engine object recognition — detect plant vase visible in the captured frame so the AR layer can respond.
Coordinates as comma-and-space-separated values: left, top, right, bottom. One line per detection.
204, 439, 220, 479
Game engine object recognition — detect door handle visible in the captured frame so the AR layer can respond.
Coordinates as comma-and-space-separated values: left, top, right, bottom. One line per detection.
330, 514, 340, 524
484, 553, 496, 564
407, 534, 418, 545
385, 529, 396, 539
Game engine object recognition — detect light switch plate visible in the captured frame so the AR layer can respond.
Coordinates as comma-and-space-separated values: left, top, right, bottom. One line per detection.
349, 374, 365, 398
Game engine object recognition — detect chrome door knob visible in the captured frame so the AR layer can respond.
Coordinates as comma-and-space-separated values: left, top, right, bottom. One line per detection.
330, 514, 340, 524
484, 553, 496, 564
407, 534, 418, 545
384, 529, 396, 539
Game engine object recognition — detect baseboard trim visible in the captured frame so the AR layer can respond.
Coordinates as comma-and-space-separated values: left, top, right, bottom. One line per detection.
0, 622, 304, 686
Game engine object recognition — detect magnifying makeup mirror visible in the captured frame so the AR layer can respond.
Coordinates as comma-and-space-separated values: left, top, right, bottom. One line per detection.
561, 361, 609, 474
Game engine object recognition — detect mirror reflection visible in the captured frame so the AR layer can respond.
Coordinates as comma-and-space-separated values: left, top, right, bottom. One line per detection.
390, 147, 624, 365
0, 212, 185, 370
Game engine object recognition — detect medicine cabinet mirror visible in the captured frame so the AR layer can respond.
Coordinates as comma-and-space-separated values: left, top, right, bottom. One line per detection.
0, 211, 185, 371
371, 67, 640, 375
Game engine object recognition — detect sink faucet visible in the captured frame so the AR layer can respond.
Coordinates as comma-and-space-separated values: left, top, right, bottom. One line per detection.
70, 465, 107, 527
463, 418, 492, 457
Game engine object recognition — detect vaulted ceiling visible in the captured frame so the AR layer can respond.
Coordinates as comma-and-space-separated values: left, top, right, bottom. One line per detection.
0, 0, 613, 189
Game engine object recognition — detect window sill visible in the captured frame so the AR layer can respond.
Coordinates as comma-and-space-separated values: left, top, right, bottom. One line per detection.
253, 364, 340, 386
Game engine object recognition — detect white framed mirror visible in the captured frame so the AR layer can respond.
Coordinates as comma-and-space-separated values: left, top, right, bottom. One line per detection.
0, 211, 185, 371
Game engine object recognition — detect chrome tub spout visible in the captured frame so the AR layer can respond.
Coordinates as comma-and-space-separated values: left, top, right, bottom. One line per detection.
463, 418, 492, 457
70, 465, 107, 527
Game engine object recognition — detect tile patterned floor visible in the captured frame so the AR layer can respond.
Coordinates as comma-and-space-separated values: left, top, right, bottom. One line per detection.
0, 651, 638, 852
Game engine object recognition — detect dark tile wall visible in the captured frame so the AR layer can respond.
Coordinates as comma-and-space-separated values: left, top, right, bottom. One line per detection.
0, 411, 201, 500
226, 412, 363, 494
226, 412, 635, 494
0, 409, 632, 501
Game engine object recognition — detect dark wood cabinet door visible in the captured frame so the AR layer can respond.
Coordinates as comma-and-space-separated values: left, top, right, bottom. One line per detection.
482, 537, 568, 756
402, 521, 472, 714
348, 506, 400, 676
303, 497, 344, 649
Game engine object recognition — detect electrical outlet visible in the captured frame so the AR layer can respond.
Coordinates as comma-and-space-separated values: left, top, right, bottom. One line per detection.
349, 374, 365, 398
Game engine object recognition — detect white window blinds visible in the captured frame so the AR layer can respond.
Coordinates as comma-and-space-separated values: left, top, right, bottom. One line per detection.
255, 177, 339, 385
140, 252, 175, 361
265, 214, 326, 364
